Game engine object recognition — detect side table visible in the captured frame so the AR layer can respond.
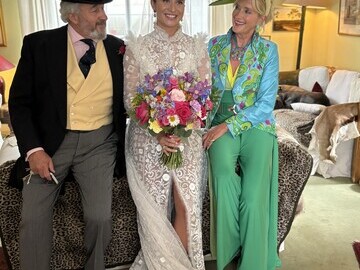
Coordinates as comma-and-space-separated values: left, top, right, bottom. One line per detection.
352, 137, 360, 184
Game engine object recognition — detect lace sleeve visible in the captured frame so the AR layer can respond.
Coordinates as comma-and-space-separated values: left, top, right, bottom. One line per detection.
123, 33, 141, 112
193, 33, 211, 82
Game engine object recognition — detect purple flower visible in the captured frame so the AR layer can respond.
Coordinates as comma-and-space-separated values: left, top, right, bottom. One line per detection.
184, 72, 193, 82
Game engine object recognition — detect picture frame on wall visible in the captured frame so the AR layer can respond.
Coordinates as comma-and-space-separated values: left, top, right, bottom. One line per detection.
338, 0, 360, 36
272, 6, 301, 32
0, 0, 6, 46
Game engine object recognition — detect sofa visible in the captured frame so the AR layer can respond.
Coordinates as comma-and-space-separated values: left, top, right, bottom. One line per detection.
274, 66, 360, 179
0, 125, 313, 269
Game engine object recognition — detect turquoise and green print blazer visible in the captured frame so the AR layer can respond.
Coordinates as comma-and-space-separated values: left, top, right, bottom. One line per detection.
207, 28, 279, 138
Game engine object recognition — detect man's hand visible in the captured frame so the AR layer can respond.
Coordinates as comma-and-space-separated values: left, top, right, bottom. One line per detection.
27, 150, 55, 181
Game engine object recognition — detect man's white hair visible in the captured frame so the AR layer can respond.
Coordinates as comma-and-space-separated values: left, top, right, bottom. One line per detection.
59, 2, 80, 23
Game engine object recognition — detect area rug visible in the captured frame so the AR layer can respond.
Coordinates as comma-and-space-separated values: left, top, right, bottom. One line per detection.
353, 241, 360, 267
0, 247, 9, 270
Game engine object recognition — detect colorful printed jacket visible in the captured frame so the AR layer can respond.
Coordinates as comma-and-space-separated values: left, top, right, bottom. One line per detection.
207, 28, 279, 138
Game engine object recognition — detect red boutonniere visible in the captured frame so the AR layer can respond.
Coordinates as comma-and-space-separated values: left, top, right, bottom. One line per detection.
118, 44, 126, 55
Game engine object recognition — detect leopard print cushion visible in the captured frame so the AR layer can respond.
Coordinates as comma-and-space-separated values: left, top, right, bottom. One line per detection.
0, 136, 312, 269
274, 109, 317, 147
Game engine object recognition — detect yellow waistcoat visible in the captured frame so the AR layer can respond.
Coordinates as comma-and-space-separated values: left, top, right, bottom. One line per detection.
66, 37, 113, 131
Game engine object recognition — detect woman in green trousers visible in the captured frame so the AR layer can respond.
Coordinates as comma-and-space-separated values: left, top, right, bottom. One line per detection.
203, 0, 281, 269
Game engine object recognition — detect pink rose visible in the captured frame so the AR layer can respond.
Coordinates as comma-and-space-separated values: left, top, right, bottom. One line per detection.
201, 106, 207, 118
170, 89, 186, 102
169, 76, 179, 89
161, 108, 176, 126
135, 102, 150, 125
175, 102, 192, 125
161, 116, 170, 126
166, 108, 176, 115
205, 99, 213, 111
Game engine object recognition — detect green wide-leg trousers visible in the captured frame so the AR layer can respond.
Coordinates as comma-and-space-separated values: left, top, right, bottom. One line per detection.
208, 128, 279, 270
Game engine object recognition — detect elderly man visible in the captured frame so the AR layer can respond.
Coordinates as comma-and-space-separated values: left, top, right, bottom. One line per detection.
8, 0, 126, 269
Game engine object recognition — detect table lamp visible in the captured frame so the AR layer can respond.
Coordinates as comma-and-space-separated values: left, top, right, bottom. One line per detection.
0, 55, 15, 105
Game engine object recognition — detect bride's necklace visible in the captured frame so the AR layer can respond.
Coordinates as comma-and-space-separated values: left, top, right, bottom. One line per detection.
230, 34, 249, 61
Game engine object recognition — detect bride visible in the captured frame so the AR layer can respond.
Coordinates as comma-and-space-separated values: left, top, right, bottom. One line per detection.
123, 0, 210, 269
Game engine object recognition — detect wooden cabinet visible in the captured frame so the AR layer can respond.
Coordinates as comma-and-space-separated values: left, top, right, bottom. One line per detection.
352, 137, 360, 184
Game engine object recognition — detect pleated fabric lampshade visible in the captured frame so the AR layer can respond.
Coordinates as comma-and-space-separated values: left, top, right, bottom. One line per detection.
0, 56, 15, 105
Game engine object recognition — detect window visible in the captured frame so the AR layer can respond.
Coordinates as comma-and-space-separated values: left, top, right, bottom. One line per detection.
106, 0, 150, 37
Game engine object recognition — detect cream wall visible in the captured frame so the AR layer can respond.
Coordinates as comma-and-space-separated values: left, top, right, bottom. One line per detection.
210, 0, 360, 72
311, 0, 360, 71
0, 0, 22, 64
0, 0, 22, 102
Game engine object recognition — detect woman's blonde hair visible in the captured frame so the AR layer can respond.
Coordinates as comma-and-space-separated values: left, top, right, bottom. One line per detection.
252, 0, 273, 23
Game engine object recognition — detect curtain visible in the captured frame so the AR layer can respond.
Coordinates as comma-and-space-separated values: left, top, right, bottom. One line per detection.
17, 0, 62, 36
182, 0, 210, 35
107, 0, 210, 37
209, 4, 233, 37
17, 0, 210, 37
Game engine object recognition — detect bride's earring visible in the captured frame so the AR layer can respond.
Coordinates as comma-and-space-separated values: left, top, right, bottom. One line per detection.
153, 11, 157, 18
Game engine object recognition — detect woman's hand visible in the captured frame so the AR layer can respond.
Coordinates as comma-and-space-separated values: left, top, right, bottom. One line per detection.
157, 134, 181, 156
203, 123, 228, 150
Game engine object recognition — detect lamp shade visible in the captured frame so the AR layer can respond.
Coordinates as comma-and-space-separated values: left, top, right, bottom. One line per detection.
209, 0, 234, 6
282, 0, 328, 8
0, 55, 15, 72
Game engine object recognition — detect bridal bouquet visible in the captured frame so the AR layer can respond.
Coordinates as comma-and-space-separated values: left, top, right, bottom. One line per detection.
129, 67, 213, 169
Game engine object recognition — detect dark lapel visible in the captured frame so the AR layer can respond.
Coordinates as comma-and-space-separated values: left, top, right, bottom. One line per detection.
103, 36, 123, 124
46, 25, 68, 129
103, 37, 121, 95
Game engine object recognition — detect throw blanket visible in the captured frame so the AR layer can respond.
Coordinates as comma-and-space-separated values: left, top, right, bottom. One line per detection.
308, 102, 360, 163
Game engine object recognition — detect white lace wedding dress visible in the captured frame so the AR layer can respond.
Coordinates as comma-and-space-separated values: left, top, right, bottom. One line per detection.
123, 25, 211, 270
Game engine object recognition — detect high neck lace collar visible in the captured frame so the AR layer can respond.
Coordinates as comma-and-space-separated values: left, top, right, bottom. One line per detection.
152, 23, 184, 42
